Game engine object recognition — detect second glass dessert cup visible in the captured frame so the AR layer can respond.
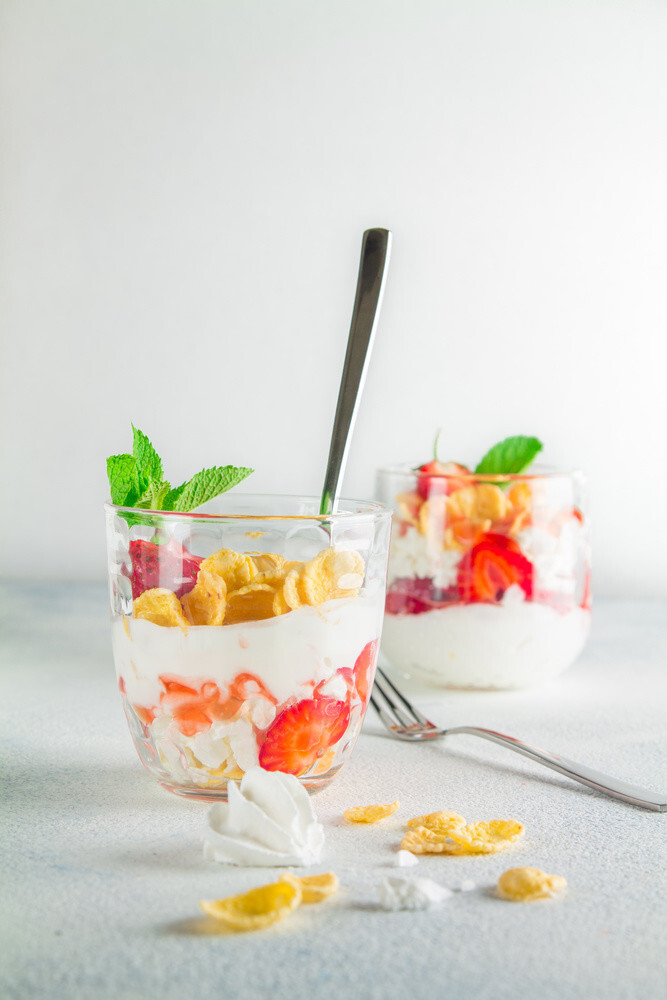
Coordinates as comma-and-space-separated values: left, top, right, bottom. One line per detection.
378, 465, 591, 689
105, 495, 392, 800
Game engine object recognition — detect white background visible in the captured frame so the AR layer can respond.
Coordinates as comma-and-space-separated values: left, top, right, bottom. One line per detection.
1, 0, 666, 593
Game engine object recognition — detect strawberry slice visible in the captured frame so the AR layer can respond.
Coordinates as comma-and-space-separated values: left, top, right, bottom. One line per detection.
457, 533, 533, 603
127, 538, 202, 599
258, 698, 350, 777
416, 460, 470, 500
353, 640, 379, 703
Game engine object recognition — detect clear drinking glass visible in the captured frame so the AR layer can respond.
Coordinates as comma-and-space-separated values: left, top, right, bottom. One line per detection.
377, 465, 591, 689
105, 495, 391, 799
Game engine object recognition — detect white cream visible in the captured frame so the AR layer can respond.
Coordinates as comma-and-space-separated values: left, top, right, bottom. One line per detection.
382, 597, 591, 689
378, 876, 453, 910
203, 767, 324, 866
388, 527, 461, 590
112, 594, 381, 709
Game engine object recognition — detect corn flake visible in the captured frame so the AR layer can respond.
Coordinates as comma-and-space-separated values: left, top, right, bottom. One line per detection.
344, 801, 400, 824
181, 568, 227, 626
497, 867, 566, 902
474, 483, 512, 521
400, 826, 455, 855
445, 819, 525, 854
224, 584, 277, 626
133, 589, 189, 631
299, 548, 365, 606
279, 871, 339, 903
406, 811, 465, 833
401, 814, 524, 855
199, 878, 302, 931
200, 549, 256, 592
247, 552, 286, 575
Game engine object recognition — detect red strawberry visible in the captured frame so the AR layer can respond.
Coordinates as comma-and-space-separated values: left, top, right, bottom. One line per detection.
385, 577, 459, 615
457, 533, 533, 603
258, 698, 350, 777
416, 460, 470, 500
127, 538, 202, 599
353, 639, 379, 703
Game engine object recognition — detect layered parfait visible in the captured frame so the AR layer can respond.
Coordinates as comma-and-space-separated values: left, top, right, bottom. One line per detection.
106, 427, 389, 797
379, 435, 591, 688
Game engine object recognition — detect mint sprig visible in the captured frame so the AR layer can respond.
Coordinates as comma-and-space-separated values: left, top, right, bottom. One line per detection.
474, 435, 543, 476
106, 427, 253, 513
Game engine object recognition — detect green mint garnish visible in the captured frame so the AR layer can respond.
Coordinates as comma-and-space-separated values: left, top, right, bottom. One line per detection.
474, 435, 543, 476
167, 467, 254, 512
106, 453, 141, 506
106, 426, 253, 513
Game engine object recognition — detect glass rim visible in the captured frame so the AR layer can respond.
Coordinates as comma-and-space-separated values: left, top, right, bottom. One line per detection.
377, 462, 585, 482
104, 492, 392, 523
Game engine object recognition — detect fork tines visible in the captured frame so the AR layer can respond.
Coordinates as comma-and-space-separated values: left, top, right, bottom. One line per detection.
371, 666, 430, 731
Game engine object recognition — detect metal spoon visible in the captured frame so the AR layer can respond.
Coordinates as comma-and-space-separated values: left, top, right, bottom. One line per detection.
320, 228, 392, 515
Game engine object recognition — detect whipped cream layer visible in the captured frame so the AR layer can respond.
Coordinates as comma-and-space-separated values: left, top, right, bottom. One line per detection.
381, 599, 591, 689
112, 593, 382, 710
203, 767, 324, 866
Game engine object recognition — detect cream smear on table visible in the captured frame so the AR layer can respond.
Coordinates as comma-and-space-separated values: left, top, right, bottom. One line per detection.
381, 589, 590, 689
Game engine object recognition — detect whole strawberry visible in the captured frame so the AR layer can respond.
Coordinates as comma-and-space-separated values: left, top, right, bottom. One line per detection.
127, 538, 202, 600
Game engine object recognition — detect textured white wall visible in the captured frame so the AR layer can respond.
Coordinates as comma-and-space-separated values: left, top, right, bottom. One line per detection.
1, 0, 666, 593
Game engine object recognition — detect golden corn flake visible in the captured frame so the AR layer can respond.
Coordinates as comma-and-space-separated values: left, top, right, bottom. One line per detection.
444, 819, 525, 855
133, 589, 189, 631
474, 483, 512, 521
401, 813, 524, 855
447, 486, 477, 520
406, 811, 465, 834
344, 801, 400, 824
200, 878, 302, 931
280, 871, 339, 903
224, 584, 277, 626
507, 482, 532, 512
247, 552, 286, 575
282, 568, 304, 610
299, 548, 365, 606
283, 560, 304, 574
200, 549, 256, 593
181, 568, 227, 626
497, 867, 567, 902
272, 589, 290, 617
400, 826, 454, 855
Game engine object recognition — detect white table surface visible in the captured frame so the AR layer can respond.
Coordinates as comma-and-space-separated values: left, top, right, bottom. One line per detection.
1, 583, 665, 1000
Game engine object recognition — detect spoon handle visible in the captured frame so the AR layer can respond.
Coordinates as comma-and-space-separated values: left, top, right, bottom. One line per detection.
320, 228, 392, 515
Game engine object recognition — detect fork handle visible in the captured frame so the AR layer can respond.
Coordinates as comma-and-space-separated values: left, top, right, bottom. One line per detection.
447, 726, 666, 812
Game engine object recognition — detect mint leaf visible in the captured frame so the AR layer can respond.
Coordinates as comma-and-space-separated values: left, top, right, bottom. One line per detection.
162, 483, 188, 511
474, 436, 543, 476
132, 425, 163, 493
171, 466, 253, 513
106, 453, 140, 505
135, 479, 172, 510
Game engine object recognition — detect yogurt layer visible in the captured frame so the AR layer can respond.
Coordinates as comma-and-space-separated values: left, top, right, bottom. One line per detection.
381, 599, 591, 689
112, 593, 382, 710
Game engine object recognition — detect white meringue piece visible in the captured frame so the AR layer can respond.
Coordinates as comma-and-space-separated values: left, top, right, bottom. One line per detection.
203, 766, 324, 867
378, 876, 453, 911
394, 850, 419, 868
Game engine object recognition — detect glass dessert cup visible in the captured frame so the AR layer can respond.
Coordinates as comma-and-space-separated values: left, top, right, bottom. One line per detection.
105, 495, 391, 800
377, 466, 591, 690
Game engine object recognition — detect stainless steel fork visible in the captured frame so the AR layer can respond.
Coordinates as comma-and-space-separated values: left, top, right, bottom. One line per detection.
371, 667, 666, 812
